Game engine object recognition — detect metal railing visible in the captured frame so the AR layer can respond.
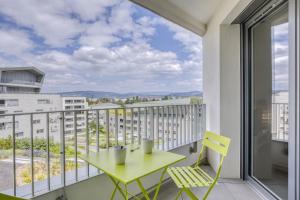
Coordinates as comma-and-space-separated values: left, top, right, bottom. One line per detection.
272, 103, 289, 141
0, 104, 206, 198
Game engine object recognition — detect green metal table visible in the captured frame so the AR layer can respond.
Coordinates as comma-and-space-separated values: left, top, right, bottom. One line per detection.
80, 148, 186, 200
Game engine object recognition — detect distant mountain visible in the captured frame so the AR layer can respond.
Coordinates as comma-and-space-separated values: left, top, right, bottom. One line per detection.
59, 90, 202, 98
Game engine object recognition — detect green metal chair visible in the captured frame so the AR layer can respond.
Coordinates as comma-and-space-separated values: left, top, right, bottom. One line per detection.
0, 193, 27, 200
167, 131, 231, 200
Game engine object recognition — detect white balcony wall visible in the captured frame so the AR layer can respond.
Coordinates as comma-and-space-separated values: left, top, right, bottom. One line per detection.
203, 0, 252, 178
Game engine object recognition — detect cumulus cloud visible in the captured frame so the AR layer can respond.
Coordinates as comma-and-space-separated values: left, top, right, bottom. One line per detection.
0, 0, 203, 93
0, 27, 33, 55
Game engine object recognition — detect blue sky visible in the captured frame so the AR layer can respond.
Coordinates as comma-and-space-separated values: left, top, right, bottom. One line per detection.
0, 0, 203, 93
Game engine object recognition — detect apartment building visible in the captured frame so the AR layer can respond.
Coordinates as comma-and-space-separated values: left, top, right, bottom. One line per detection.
0, 67, 87, 141
272, 91, 289, 141
62, 96, 88, 135
0, 93, 62, 140
89, 98, 203, 144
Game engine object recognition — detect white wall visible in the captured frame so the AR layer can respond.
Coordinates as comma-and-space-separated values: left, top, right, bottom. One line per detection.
203, 0, 252, 178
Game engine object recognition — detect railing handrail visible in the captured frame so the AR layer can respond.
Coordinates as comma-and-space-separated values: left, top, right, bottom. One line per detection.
0, 103, 205, 117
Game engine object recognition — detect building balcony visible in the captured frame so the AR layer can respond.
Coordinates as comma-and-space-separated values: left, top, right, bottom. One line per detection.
0, 104, 208, 199
0, 81, 42, 89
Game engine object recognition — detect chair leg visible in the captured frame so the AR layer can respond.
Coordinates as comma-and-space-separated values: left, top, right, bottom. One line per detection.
183, 188, 198, 200
203, 180, 217, 200
174, 189, 183, 200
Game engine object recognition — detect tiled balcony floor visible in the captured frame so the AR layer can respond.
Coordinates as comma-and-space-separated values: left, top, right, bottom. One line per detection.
150, 166, 263, 200
153, 179, 262, 200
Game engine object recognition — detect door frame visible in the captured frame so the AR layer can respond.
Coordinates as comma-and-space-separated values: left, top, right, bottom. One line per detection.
288, 0, 300, 199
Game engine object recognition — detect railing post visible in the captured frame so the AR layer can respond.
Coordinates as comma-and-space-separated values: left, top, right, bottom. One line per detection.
202, 104, 206, 136
60, 112, 66, 186
176, 106, 179, 147
156, 107, 159, 149
131, 108, 134, 144
151, 107, 154, 140
85, 111, 89, 177
30, 113, 35, 196
171, 106, 174, 148
12, 115, 16, 196
46, 113, 51, 190
96, 110, 100, 150
123, 108, 126, 145
180, 106, 183, 146
145, 107, 148, 139
138, 107, 141, 145
105, 110, 109, 149
114, 109, 118, 146
162, 107, 165, 150
74, 112, 78, 181
166, 106, 169, 150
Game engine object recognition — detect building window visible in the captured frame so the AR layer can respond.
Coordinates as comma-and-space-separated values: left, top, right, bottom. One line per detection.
0, 122, 5, 130
6, 99, 19, 107
66, 124, 73, 128
38, 99, 51, 104
65, 100, 73, 104
15, 132, 24, 137
36, 109, 43, 112
65, 130, 73, 134
36, 129, 44, 134
33, 119, 41, 124
0, 100, 5, 107
74, 99, 84, 103
66, 118, 73, 122
65, 106, 72, 110
74, 105, 83, 109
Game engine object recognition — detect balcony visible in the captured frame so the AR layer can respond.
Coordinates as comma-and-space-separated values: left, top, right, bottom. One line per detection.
0, 81, 42, 89
0, 0, 297, 199
0, 104, 207, 199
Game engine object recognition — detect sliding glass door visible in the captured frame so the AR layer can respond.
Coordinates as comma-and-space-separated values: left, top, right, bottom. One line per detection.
244, 1, 289, 199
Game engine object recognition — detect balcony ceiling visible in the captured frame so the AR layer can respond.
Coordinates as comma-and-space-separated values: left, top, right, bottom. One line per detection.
130, 0, 222, 36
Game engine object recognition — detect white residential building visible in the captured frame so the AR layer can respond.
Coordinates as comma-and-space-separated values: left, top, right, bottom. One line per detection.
89, 98, 203, 144
0, 67, 44, 94
0, 67, 88, 141
62, 96, 88, 135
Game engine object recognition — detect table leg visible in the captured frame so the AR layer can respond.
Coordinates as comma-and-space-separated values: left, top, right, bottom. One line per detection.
110, 181, 119, 200
152, 167, 167, 200
136, 179, 151, 200
125, 184, 129, 200
108, 176, 126, 200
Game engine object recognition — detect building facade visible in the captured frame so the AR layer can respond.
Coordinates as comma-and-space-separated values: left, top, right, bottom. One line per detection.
0, 67, 88, 142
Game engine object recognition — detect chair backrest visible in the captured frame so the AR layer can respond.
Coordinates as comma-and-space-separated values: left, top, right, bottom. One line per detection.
202, 131, 230, 156
196, 131, 231, 166
197, 131, 231, 200
0, 193, 26, 200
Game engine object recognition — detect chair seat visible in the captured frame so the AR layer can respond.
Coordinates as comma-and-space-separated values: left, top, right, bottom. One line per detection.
167, 166, 214, 188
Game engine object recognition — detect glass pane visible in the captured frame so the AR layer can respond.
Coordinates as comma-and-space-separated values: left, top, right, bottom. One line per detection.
251, 4, 288, 200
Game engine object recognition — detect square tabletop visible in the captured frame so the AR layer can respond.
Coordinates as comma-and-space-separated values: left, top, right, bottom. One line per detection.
80, 148, 186, 184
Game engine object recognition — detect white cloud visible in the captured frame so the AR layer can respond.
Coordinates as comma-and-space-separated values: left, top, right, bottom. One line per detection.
0, 27, 33, 55
0, 0, 84, 47
66, 0, 119, 21
0, 0, 203, 93
72, 42, 182, 75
